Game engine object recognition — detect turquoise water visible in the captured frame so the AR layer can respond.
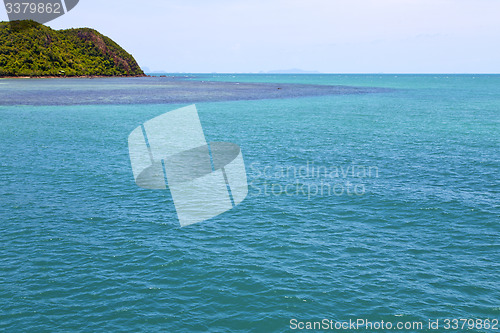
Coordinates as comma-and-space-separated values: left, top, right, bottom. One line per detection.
0, 75, 499, 332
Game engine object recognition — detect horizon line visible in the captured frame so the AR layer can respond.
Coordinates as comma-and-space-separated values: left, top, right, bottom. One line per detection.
144, 72, 500, 75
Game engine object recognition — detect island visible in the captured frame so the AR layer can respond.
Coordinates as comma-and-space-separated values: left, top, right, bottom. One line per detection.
0, 20, 145, 77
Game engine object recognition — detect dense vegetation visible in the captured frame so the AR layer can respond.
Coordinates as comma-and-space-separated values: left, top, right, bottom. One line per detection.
0, 20, 144, 77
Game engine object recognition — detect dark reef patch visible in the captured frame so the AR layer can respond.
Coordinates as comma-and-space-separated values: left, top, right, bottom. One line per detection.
0, 76, 395, 106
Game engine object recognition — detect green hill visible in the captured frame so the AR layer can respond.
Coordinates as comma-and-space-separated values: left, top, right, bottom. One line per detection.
0, 20, 145, 77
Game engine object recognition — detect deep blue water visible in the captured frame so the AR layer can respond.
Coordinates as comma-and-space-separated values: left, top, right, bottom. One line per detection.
0, 75, 499, 332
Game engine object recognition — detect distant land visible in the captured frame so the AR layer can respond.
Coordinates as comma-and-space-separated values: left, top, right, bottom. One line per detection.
0, 20, 144, 77
263, 68, 321, 74
141, 69, 322, 75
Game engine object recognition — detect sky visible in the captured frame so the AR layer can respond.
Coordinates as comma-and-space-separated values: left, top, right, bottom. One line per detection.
2, 0, 500, 73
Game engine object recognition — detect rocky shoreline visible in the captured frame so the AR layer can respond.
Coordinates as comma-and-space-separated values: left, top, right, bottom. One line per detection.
0, 74, 148, 79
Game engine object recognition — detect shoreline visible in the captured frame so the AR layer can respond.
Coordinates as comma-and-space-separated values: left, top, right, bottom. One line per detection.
0, 74, 149, 79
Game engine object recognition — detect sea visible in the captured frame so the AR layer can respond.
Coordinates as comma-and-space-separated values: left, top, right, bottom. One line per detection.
0, 74, 499, 332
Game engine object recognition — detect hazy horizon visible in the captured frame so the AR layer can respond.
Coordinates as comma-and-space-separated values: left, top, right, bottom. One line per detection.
2, 0, 500, 73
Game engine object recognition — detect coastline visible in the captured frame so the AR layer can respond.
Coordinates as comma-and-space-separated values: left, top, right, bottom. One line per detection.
0, 74, 148, 79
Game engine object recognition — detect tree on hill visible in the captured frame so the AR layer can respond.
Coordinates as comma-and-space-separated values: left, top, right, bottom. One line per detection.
0, 20, 145, 77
